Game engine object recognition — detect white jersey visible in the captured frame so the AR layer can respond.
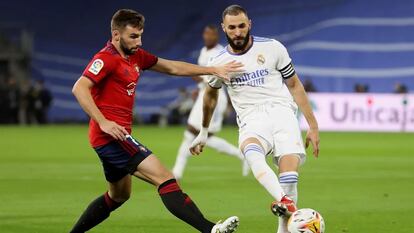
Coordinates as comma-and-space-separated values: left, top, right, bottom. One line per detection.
198, 44, 224, 68
197, 44, 224, 85
188, 44, 228, 132
208, 36, 298, 119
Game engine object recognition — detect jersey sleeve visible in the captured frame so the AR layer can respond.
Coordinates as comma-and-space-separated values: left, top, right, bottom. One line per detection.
206, 57, 223, 89
82, 53, 116, 84
136, 49, 158, 70
274, 40, 296, 80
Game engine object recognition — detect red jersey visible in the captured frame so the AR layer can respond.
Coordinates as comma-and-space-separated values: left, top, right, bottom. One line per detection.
82, 41, 158, 147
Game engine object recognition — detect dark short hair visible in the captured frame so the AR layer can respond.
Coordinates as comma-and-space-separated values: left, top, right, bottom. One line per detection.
111, 9, 145, 31
222, 5, 248, 20
205, 24, 219, 32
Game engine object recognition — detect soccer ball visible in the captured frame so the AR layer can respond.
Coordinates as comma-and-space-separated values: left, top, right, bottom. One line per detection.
287, 208, 325, 233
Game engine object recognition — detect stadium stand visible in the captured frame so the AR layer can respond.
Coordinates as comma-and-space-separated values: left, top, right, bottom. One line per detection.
0, 0, 413, 121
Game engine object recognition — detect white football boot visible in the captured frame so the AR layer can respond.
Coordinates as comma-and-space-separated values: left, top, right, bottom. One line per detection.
211, 216, 239, 233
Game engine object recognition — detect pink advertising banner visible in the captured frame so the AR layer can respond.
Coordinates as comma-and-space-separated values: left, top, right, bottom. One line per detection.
299, 93, 414, 132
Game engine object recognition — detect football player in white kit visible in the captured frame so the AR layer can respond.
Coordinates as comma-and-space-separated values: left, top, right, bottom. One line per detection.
189, 5, 320, 233
172, 25, 249, 180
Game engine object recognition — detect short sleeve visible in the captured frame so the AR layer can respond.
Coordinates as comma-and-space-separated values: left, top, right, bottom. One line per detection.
135, 49, 158, 70
274, 40, 296, 79
82, 53, 116, 84
206, 57, 223, 89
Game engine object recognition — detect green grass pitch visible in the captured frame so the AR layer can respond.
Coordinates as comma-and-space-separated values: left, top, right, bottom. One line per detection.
0, 125, 413, 233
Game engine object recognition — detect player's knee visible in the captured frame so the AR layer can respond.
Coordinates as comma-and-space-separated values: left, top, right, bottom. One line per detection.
240, 137, 263, 153
110, 191, 131, 203
278, 154, 300, 173
153, 170, 175, 186
242, 143, 264, 156
161, 171, 175, 182
114, 194, 130, 203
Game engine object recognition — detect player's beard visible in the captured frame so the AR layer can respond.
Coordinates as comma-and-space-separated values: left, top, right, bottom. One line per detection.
226, 31, 250, 51
120, 38, 138, 55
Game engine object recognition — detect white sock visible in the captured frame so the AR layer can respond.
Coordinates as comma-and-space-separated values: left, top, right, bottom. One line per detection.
243, 143, 285, 201
277, 171, 299, 233
172, 131, 194, 179
206, 136, 244, 160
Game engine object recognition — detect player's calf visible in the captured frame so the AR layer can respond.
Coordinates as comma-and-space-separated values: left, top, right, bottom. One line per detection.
158, 178, 217, 232
277, 171, 299, 233
69, 191, 126, 233
241, 140, 286, 201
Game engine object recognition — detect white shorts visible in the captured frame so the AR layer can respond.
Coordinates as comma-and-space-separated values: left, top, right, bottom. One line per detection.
188, 88, 228, 133
237, 103, 306, 166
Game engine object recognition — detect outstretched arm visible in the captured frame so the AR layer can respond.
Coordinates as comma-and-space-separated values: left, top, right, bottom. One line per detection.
201, 85, 219, 128
189, 85, 219, 155
285, 74, 320, 157
150, 58, 242, 81
72, 77, 128, 141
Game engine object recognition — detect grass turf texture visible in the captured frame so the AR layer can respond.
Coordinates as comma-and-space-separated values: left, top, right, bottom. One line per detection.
0, 125, 413, 233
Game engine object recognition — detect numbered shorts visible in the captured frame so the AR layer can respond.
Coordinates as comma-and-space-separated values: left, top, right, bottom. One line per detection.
94, 135, 153, 182
237, 104, 306, 166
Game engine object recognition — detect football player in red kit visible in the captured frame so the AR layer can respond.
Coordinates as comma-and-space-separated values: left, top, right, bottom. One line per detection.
69, 9, 242, 233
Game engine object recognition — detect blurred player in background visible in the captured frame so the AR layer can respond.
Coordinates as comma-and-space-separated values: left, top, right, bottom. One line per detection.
172, 25, 249, 180
70, 9, 242, 233
190, 5, 320, 233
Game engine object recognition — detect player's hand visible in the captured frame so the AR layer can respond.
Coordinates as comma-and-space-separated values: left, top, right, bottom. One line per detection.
189, 127, 209, 155
212, 60, 244, 81
99, 120, 128, 141
305, 128, 320, 157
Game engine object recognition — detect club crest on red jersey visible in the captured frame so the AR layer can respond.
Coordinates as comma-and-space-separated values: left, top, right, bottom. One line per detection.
126, 82, 136, 96
134, 64, 140, 73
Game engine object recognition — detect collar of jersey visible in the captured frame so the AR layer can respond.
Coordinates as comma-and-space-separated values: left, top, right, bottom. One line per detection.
105, 40, 131, 61
226, 36, 254, 56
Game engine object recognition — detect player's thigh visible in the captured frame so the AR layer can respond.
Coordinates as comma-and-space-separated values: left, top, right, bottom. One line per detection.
238, 113, 274, 154
96, 137, 153, 185
136, 154, 174, 187
132, 170, 156, 186
108, 174, 132, 202
272, 106, 306, 166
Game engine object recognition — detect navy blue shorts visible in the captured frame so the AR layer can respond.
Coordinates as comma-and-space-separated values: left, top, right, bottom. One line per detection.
94, 135, 153, 183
